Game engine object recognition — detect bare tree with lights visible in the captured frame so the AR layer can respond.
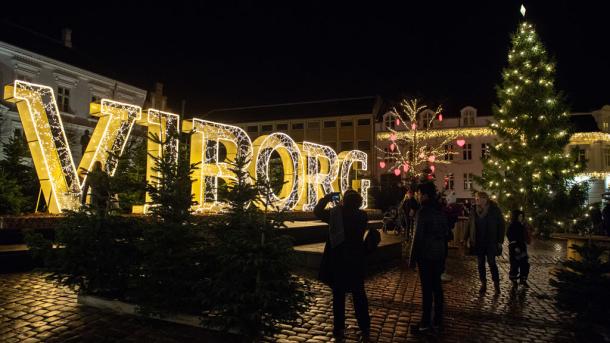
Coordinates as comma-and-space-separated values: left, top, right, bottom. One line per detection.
378, 98, 458, 184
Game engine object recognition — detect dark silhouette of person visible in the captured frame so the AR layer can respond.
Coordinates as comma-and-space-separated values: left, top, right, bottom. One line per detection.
409, 181, 447, 333
81, 161, 110, 217
80, 129, 90, 156
315, 190, 371, 342
507, 209, 530, 288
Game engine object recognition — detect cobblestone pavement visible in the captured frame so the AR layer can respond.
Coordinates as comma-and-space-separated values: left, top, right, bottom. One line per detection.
0, 239, 585, 342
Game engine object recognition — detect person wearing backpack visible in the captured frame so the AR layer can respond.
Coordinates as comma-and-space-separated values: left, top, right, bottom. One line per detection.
409, 181, 448, 333
314, 190, 371, 342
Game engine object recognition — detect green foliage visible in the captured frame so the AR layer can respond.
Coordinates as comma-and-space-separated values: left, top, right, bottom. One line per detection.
110, 136, 147, 213
131, 131, 208, 316
202, 152, 310, 339
550, 242, 610, 327
0, 170, 25, 214
477, 21, 588, 236
26, 210, 140, 298
0, 131, 38, 213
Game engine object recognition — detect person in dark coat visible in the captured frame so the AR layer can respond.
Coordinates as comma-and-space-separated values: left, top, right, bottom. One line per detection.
409, 182, 448, 332
603, 202, 610, 236
507, 209, 530, 288
314, 190, 371, 342
463, 191, 505, 295
81, 161, 110, 217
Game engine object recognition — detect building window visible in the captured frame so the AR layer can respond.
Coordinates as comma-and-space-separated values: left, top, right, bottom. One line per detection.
246, 125, 258, 133
463, 144, 472, 160
384, 113, 396, 130
444, 144, 454, 161
421, 110, 434, 129
605, 149, 610, 167
357, 118, 371, 126
292, 122, 304, 130
261, 124, 273, 132
57, 86, 71, 112
462, 110, 475, 126
464, 173, 473, 190
604, 121, 609, 131
340, 141, 353, 151
340, 120, 353, 128
481, 143, 490, 159
577, 148, 586, 163
357, 140, 371, 151
276, 123, 288, 130
308, 121, 320, 129
445, 173, 454, 190
324, 120, 336, 128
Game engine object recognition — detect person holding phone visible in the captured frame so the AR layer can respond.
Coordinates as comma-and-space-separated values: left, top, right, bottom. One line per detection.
314, 190, 371, 342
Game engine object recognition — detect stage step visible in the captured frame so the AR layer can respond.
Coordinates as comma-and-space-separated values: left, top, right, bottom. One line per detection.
293, 231, 404, 269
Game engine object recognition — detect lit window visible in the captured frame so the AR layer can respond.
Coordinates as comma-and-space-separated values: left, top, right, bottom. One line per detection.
358, 140, 371, 151
292, 123, 304, 130
463, 144, 472, 160
340, 120, 353, 128
421, 110, 434, 129
577, 148, 586, 163
308, 121, 320, 129
357, 118, 371, 126
57, 86, 71, 112
277, 123, 288, 130
384, 113, 396, 130
464, 173, 473, 190
604, 121, 609, 131
444, 144, 454, 161
324, 120, 336, 128
261, 124, 273, 132
445, 173, 454, 190
481, 143, 491, 159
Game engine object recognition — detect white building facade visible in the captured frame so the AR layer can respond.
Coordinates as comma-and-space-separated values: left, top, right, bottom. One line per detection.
375, 105, 610, 204
0, 40, 147, 162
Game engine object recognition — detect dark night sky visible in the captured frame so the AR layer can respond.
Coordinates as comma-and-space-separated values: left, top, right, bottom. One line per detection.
1, 0, 608, 115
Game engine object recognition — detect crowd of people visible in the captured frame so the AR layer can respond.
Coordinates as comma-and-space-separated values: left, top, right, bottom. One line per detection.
314, 183, 534, 341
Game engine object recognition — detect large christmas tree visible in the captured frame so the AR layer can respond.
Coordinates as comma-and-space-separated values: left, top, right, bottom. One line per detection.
479, 19, 588, 236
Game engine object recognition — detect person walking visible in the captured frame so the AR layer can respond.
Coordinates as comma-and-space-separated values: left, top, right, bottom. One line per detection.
463, 191, 505, 295
409, 182, 448, 332
507, 210, 530, 288
315, 190, 371, 342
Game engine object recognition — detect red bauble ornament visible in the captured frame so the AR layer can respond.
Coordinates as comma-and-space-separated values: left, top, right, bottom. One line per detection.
456, 139, 466, 147
379, 161, 386, 169
394, 168, 401, 176
411, 123, 417, 130
428, 155, 436, 162
390, 133, 397, 141
390, 143, 396, 151
430, 165, 436, 173
395, 118, 400, 126
438, 114, 443, 121
402, 163, 409, 172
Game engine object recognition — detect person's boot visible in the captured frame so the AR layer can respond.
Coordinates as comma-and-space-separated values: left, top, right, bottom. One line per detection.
520, 279, 530, 288
333, 329, 345, 342
494, 280, 501, 294
479, 282, 487, 294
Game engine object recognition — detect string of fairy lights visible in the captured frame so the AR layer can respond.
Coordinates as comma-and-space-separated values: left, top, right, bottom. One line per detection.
301, 142, 339, 211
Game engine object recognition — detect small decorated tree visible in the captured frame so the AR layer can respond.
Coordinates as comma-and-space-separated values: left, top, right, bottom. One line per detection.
377, 98, 457, 184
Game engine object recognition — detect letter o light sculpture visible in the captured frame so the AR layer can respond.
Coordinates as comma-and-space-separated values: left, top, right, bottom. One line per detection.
251, 132, 304, 210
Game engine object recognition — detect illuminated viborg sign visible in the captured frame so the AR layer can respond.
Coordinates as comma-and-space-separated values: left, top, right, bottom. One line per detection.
4, 80, 370, 214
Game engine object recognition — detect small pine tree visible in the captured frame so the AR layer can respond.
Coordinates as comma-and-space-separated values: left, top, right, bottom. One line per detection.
203, 152, 310, 340
550, 242, 610, 337
110, 136, 147, 212
132, 131, 206, 316
0, 131, 38, 213
478, 21, 587, 237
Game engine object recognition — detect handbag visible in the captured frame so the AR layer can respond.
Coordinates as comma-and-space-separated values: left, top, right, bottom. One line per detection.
364, 228, 381, 254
